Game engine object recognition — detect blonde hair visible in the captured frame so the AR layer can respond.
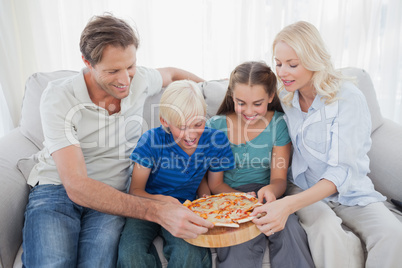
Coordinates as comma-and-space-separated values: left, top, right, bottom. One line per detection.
272, 21, 344, 106
159, 80, 207, 132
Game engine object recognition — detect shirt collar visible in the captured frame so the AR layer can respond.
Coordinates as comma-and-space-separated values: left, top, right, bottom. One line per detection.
72, 68, 133, 113
292, 90, 326, 112
72, 68, 97, 108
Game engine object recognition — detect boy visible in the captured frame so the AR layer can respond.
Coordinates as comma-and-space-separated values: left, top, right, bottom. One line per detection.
117, 80, 235, 268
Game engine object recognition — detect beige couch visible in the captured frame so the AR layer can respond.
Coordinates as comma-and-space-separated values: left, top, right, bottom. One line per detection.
1, 67, 401, 268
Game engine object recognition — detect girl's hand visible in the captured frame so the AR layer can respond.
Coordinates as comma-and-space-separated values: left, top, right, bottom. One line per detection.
246, 191, 256, 197
257, 185, 277, 204
251, 198, 291, 236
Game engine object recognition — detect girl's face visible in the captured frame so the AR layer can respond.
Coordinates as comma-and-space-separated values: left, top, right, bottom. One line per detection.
232, 83, 273, 125
274, 41, 314, 94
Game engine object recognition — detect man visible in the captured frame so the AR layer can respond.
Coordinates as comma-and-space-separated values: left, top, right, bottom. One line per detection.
22, 14, 213, 267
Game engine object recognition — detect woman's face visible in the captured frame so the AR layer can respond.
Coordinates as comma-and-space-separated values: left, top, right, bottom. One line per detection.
274, 41, 314, 94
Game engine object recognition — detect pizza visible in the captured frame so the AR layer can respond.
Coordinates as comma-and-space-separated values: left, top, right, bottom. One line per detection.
183, 192, 263, 228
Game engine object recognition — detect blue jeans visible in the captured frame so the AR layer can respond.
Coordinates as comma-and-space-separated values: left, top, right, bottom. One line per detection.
22, 184, 125, 268
117, 218, 211, 268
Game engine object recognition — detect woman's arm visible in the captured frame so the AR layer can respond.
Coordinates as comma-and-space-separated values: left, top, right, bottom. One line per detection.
284, 179, 337, 212
252, 179, 337, 235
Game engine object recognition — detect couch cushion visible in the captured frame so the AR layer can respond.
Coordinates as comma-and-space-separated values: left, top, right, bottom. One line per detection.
0, 129, 38, 268
199, 79, 228, 118
340, 67, 384, 133
367, 118, 402, 201
17, 152, 39, 181
19, 70, 78, 149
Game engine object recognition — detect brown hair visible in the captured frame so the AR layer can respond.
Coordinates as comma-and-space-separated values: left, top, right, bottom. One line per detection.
79, 14, 139, 66
217, 61, 282, 115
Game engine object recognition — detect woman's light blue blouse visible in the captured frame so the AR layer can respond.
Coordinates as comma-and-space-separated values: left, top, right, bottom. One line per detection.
280, 81, 385, 206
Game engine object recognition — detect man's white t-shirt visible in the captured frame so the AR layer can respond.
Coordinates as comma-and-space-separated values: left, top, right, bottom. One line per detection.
27, 66, 163, 191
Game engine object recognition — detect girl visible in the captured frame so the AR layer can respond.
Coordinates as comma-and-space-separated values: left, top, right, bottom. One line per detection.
206, 61, 314, 268
252, 21, 402, 268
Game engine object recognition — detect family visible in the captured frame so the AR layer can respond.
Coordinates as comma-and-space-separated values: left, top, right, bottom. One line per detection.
22, 14, 402, 268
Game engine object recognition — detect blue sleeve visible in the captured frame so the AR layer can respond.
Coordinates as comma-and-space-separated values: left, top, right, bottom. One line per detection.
130, 130, 156, 168
207, 129, 235, 172
273, 113, 291, 146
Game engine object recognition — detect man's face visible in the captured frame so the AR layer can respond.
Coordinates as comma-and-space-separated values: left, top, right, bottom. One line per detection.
88, 44, 137, 100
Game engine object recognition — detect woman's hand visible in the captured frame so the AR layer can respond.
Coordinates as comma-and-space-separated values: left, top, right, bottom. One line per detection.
251, 197, 292, 236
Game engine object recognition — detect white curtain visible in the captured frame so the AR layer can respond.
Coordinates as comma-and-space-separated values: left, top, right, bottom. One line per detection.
0, 0, 401, 139
0, 82, 13, 137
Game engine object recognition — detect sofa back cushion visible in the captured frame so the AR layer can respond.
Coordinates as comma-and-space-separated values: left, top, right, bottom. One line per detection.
19, 70, 78, 149
20, 68, 382, 148
341, 67, 384, 133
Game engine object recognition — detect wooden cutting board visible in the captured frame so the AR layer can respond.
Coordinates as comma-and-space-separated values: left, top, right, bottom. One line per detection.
184, 221, 262, 248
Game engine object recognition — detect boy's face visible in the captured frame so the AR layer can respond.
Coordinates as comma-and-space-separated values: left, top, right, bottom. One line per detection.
161, 116, 206, 155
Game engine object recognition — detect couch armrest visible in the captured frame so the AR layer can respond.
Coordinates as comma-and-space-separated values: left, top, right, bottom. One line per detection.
368, 119, 402, 201
0, 128, 39, 268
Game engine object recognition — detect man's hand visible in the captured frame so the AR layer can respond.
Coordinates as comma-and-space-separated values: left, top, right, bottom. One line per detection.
157, 67, 204, 87
157, 195, 181, 205
157, 202, 214, 239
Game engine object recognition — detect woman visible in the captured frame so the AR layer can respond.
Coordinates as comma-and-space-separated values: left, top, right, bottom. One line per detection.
251, 21, 402, 268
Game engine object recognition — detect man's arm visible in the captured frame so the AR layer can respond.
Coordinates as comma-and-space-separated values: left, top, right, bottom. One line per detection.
52, 145, 213, 238
157, 67, 204, 87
